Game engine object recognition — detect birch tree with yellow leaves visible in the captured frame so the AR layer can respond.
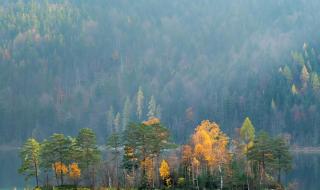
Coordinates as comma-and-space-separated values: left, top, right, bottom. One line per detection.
191, 120, 230, 189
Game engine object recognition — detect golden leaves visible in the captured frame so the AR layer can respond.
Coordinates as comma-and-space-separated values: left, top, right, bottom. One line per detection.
53, 162, 68, 175
142, 117, 160, 126
159, 160, 170, 180
191, 120, 230, 167
69, 162, 81, 179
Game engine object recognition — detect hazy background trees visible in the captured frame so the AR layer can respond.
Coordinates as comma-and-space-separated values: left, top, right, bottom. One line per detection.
1, 0, 320, 146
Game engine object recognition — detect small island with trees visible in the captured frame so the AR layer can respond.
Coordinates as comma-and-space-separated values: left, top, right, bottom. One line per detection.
19, 117, 292, 190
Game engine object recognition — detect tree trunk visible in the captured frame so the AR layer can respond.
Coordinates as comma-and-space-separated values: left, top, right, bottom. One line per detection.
60, 170, 64, 185
108, 169, 112, 188
34, 161, 39, 187
115, 153, 119, 190
246, 144, 250, 190
278, 162, 281, 184
218, 164, 223, 190
92, 167, 96, 189
54, 165, 59, 185
60, 162, 64, 185
46, 172, 49, 187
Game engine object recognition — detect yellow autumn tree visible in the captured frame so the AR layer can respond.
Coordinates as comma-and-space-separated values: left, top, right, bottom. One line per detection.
191, 120, 230, 189
159, 160, 171, 187
159, 159, 170, 180
69, 162, 81, 184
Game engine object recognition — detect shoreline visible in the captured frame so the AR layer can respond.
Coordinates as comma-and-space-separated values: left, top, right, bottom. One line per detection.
1, 144, 320, 153
0, 145, 20, 151
290, 146, 320, 153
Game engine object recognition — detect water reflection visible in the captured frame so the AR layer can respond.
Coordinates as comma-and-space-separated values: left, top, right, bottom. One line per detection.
0, 149, 26, 190
0, 150, 319, 189
284, 153, 320, 190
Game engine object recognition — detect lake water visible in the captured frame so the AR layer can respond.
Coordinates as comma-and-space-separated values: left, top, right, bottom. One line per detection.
0, 150, 319, 190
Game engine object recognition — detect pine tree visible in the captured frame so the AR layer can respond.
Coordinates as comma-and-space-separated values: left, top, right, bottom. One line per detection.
123, 120, 173, 187
106, 106, 114, 132
76, 128, 101, 187
40, 139, 58, 186
247, 132, 275, 187
272, 137, 292, 184
122, 96, 131, 131
113, 112, 121, 132
136, 86, 144, 120
19, 138, 41, 187
311, 72, 320, 92
48, 134, 73, 185
156, 104, 162, 119
300, 64, 310, 88
76, 128, 101, 170
147, 95, 157, 119
282, 65, 293, 82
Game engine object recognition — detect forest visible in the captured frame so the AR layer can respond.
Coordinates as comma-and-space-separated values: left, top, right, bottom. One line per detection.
0, 0, 320, 189
1, 0, 320, 146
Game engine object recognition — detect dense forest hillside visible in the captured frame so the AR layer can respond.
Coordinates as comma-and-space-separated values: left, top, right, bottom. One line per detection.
1, 0, 320, 145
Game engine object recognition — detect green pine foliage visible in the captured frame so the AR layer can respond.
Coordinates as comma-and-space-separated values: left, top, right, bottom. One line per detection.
19, 138, 41, 187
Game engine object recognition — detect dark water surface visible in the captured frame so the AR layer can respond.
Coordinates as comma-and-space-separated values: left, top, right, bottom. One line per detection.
283, 153, 320, 190
0, 150, 319, 190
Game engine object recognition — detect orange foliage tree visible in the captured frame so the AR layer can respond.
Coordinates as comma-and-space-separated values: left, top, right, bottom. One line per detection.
69, 162, 81, 185
53, 162, 68, 185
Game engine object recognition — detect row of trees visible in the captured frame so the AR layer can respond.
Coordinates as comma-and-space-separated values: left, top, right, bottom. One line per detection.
178, 118, 292, 190
19, 128, 100, 188
20, 117, 292, 189
106, 87, 162, 134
